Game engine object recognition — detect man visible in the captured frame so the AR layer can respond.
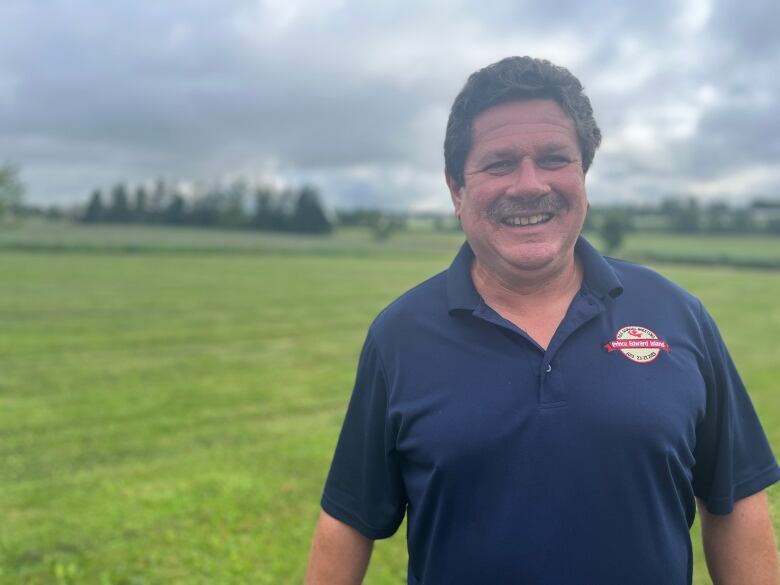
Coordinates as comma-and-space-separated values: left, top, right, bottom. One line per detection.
306, 57, 780, 584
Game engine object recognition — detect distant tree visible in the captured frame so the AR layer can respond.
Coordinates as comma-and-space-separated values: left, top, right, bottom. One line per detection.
108, 183, 131, 222
191, 189, 221, 226
73, 176, 335, 234
431, 214, 462, 232
751, 198, 780, 211
220, 193, 245, 228
599, 212, 627, 255
83, 189, 105, 223
163, 194, 186, 224
371, 214, 408, 242
0, 162, 25, 219
133, 186, 149, 222
704, 202, 729, 233
271, 190, 296, 232
729, 208, 753, 233
149, 178, 167, 222
45, 206, 65, 220
252, 187, 275, 230
220, 179, 247, 228
766, 217, 780, 235
372, 215, 397, 242
659, 198, 680, 216
291, 185, 332, 234
668, 197, 700, 233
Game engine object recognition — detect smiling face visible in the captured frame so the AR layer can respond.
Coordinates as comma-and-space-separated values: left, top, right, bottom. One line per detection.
447, 99, 589, 284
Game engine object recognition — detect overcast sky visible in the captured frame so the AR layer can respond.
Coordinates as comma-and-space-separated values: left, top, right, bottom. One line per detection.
1, 0, 778, 211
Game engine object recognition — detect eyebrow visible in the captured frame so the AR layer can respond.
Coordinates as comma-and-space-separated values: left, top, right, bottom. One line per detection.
538, 142, 576, 154
472, 149, 517, 167
471, 143, 577, 168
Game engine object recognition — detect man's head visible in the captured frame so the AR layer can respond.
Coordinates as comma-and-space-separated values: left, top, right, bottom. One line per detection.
444, 57, 602, 282
444, 56, 601, 189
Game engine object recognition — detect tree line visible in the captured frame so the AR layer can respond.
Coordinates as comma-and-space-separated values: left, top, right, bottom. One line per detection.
0, 162, 25, 219
4, 163, 780, 244
588, 196, 780, 253
81, 179, 333, 234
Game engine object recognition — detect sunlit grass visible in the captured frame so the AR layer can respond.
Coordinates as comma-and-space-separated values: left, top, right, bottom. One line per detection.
0, 225, 777, 584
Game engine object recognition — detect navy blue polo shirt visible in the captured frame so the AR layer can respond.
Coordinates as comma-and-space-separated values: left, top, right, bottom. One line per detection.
322, 237, 780, 585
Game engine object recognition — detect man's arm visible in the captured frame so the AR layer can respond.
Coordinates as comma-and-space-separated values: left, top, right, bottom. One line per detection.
305, 509, 374, 585
699, 490, 779, 585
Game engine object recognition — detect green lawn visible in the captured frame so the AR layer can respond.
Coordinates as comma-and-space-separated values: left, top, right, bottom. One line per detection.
614, 232, 780, 267
0, 220, 464, 258
3, 220, 780, 266
0, 223, 778, 584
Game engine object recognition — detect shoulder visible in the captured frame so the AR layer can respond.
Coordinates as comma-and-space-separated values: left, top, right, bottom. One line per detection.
368, 270, 449, 353
599, 256, 714, 355
368, 269, 450, 343
605, 255, 702, 310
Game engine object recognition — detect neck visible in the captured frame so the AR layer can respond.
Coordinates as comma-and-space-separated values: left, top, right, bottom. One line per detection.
471, 253, 583, 312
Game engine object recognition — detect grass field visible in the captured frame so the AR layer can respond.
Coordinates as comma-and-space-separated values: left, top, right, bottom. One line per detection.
3, 219, 780, 266
1, 222, 778, 584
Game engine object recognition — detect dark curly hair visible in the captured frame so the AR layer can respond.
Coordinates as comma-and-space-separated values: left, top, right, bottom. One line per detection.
444, 56, 602, 187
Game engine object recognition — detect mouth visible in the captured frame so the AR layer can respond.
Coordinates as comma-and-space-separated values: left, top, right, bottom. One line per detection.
500, 212, 554, 227
487, 194, 566, 229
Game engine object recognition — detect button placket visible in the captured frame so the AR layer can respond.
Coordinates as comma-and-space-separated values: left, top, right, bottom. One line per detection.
538, 291, 604, 407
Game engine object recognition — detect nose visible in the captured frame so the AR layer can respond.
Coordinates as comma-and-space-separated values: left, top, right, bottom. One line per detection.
507, 158, 551, 197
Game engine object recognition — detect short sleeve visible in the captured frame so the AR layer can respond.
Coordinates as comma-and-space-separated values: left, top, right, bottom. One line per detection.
691, 302, 780, 514
321, 330, 407, 538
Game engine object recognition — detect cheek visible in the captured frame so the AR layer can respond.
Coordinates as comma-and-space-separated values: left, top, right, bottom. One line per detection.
555, 185, 587, 210
458, 190, 488, 216
554, 173, 586, 197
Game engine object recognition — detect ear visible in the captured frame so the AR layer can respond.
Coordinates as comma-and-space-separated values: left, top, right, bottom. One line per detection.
446, 173, 464, 217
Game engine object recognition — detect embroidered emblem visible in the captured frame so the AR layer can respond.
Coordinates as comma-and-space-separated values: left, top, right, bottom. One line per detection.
603, 325, 670, 364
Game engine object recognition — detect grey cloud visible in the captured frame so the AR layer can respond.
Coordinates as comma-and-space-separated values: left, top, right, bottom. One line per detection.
1, 0, 779, 207
710, 0, 780, 54
688, 98, 780, 178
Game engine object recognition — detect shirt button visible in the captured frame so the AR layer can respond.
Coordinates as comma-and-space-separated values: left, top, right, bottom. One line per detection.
546, 364, 552, 373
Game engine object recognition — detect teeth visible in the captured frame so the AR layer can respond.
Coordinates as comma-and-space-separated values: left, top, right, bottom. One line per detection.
504, 213, 551, 226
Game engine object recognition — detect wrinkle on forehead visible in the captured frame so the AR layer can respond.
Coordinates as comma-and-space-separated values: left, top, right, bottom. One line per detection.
471, 99, 577, 141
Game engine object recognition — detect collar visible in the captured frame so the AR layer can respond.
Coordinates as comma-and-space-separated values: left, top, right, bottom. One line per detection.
446, 235, 624, 313
575, 236, 624, 300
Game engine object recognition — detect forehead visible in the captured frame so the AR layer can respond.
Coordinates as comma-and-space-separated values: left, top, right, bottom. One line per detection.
470, 99, 579, 153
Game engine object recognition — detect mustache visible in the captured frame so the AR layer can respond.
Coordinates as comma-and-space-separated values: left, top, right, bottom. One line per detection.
487, 194, 568, 222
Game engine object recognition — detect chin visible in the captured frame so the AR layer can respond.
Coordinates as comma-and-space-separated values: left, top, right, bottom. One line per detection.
505, 256, 559, 273
500, 244, 567, 272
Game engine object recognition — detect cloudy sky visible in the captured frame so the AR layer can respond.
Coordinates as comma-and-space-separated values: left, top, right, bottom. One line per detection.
1, 0, 778, 211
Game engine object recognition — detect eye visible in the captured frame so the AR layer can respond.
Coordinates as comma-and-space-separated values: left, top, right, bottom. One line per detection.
536, 155, 571, 169
482, 159, 516, 175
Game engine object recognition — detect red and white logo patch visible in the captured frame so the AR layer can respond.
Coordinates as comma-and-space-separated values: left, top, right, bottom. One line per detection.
603, 325, 670, 364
